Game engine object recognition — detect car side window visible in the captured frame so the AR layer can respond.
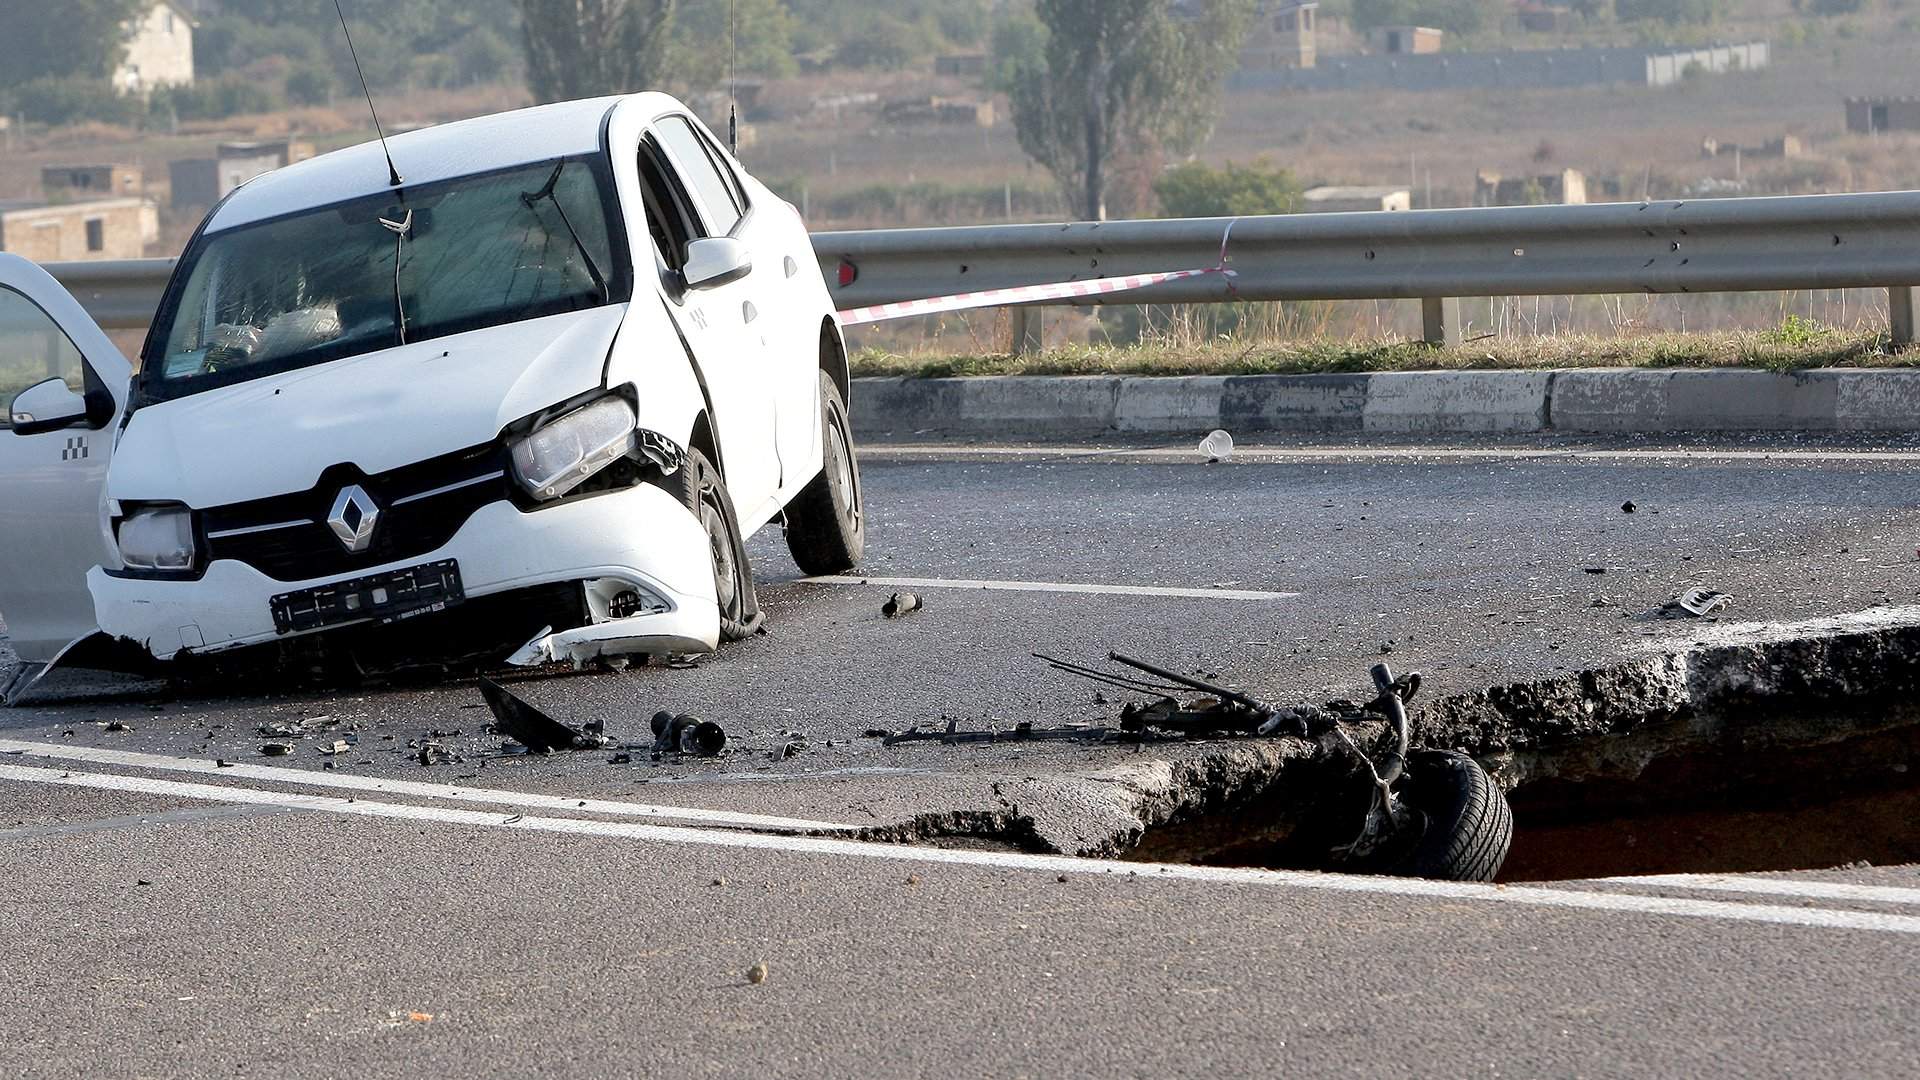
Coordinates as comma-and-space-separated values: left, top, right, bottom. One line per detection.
638, 137, 700, 274
653, 116, 744, 238
0, 286, 86, 430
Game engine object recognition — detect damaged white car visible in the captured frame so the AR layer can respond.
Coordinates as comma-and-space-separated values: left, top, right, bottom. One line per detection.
0, 93, 863, 697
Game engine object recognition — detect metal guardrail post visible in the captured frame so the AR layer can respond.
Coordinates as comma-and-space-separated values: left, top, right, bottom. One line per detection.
1421, 297, 1463, 347
1891, 287, 1917, 348
1008, 306, 1044, 355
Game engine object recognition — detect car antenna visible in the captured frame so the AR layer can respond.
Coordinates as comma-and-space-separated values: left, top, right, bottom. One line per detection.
333, 0, 402, 188
727, 0, 739, 156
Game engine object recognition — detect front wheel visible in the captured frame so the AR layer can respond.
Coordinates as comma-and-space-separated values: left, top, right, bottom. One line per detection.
784, 371, 864, 576
656, 446, 761, 643
1338, 750, 1513, 883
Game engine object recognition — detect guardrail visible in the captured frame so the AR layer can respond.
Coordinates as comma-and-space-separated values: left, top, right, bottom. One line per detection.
48, 190, 1920, 348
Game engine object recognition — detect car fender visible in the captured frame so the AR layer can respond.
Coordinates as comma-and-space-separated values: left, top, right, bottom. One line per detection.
607, 294, 709, 456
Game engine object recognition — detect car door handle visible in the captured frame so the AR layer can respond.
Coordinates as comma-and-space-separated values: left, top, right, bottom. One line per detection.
784, 256, 799, 279
742, 300, 758, 324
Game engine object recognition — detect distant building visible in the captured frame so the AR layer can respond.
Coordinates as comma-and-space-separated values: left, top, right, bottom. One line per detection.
169, 139, 316, 210
1475, 169, 1588, 207
114, 2, 195, 95
41, 165, 143, 202
1846, 97, 1920, 135
934, 54, 988, 78
1232, 40, 1768, 93
880, 97, 995, 128
1300, 186, 1411, 213
1374, 26, 1444, 55
0, 199, 151, 262
1239, 2, 1319, 71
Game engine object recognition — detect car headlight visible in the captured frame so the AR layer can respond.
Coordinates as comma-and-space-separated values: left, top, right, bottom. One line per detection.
118, 505, 196, 572
509, 396, 638, 501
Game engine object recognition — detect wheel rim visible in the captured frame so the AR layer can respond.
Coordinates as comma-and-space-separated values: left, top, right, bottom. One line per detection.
700, 485, 738, 613
826, 408, 861, 531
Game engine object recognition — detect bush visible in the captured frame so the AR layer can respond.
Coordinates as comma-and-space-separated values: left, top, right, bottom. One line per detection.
8, 76, 142, 127
453, 27, 519, 87
1615, 0, 1724, 24
149, 75, 278, 122
284, 64, 334, 106
1154, 161, 1304, 218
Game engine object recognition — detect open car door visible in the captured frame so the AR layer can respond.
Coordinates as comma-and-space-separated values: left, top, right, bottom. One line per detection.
0, 254, 132, 695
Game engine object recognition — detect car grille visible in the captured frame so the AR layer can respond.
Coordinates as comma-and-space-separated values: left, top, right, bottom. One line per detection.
200, 443, 513, 582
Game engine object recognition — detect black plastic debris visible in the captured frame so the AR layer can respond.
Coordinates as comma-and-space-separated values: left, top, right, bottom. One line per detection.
882, 592, 923, 618
260, 742, 293, 757
1621, 501, 1638, 514
651, 712, 727, 757
478, 677, 610, 752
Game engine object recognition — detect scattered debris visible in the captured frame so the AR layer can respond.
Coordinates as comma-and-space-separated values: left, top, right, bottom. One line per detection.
882, 592, 923, 618
417, 742, 453, 766
651, 713, 727, 756
861, 728, 890, 739
318, 740, 352, 756
608, 752, 633, 765
746, 961, 769, 986
1621, 501, 1637, 514
260, 743, 293, 757
102, 721, 130, 732
259, 721, 306, 738
478, 678, 610, 752
1662, 587, 1733, 618
1199, 429, 1235, 463
710, 876, 726, 887
774, 734, 809, 760
215, 759, 235, 768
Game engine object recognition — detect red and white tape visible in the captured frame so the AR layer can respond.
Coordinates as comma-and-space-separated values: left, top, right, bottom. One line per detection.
835, 221, 1242, 328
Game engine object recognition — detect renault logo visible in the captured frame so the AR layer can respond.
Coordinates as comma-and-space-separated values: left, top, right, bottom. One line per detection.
326, 485, 381, 553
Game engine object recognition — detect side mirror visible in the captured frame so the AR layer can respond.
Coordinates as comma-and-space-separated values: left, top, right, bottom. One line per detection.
682, 237, 753, 290
9, 378, 89, 437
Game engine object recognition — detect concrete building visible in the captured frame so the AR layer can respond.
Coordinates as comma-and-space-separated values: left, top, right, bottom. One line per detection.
41, 165, 143, 202
1374, 26, 1445, 55
1846, 97, 1920, 135
1240, 2, 1319, 71
169, 139, 316, 210
880, 97, 995, 127
1475, 169, 1589, 207
1300, 186, 1411, 213
1234, 40, 1767, 93
0, 199, 151, 262
113, 2, 195, 95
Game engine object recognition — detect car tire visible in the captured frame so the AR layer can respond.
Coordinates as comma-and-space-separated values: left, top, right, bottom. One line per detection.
783, 371, 864, 576
657, 446, 762, 643
1352, 750, 1513, 883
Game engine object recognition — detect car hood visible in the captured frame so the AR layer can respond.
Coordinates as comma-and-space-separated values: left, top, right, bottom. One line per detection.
111, 305, 628, 507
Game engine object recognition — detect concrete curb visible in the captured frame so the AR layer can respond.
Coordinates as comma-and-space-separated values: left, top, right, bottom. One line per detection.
850, 369, 1920, 437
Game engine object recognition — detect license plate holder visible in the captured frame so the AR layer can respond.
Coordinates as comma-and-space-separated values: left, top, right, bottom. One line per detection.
270, 560, 465, 635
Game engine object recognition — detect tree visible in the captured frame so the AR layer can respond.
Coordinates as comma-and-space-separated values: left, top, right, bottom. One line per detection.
0, 0, 143, 91
516, 0, 677, 103
1614, 0, 1723, 24
670, 0, 797, 87
1153, 160, 1302, 218
1009, 0, 1253, 222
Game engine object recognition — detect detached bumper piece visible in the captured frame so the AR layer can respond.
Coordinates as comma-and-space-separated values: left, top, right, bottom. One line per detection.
270, 560, 465, 635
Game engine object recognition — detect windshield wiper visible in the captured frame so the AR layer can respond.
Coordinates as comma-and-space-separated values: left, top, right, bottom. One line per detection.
522, 162, 610, 302
379, 207, 413, 345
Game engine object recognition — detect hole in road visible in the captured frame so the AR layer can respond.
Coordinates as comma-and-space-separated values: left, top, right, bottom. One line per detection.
1117, 632, 1920, 884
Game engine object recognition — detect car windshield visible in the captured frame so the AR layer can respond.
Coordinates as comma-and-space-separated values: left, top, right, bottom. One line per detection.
143, 156, 625, 402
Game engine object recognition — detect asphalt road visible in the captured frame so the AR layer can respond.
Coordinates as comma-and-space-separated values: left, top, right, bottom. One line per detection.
4, 433, 1920, 1077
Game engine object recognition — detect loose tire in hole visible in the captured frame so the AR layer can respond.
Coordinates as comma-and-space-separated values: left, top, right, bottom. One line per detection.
784, 371, 864, 576
1361, 750, 1514, 883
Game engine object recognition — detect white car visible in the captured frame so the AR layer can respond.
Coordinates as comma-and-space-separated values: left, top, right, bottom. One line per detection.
0, 93, 864, 698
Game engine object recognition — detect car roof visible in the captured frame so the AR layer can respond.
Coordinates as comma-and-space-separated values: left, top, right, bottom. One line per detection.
202, 93, 679, 234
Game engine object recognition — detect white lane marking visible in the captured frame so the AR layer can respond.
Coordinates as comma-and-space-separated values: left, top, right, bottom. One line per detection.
868, 445, 1920, 465
800, 575, 1297, 602
1602, 873, 1920, 907
0, 740, 851, 833
5, 762, 1918, 936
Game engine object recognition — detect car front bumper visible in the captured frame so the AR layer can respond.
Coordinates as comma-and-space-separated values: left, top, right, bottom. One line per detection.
87, 485, 719, 662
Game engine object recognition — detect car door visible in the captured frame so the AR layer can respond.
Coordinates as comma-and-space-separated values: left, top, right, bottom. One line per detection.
0, 254, 132, 664
642, 115, 783, 526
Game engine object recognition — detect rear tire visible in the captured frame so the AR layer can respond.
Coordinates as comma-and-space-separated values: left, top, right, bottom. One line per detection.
656, 446, 762, 643
1348, 750, 1513, 883
784, 371, 864, 576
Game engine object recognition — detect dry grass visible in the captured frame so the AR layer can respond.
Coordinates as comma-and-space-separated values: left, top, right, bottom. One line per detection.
850, 327, 1916, 380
